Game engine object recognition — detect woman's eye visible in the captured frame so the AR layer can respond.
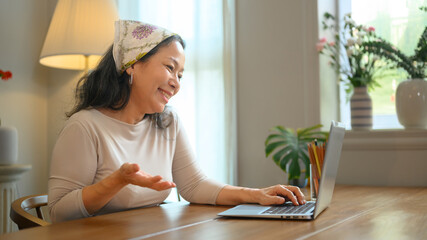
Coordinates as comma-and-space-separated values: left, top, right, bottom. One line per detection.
166, 65, 174, 71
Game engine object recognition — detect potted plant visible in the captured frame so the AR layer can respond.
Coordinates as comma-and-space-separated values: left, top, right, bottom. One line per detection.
317, 12, 394, 130
265, 124, 328, 187
363, 7, 427, 128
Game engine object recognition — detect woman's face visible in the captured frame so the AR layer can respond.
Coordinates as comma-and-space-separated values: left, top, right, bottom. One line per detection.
126, 40, 185, 114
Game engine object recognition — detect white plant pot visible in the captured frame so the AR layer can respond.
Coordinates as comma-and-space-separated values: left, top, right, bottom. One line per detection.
395, 79, 427, 129
0, 126, 18, 165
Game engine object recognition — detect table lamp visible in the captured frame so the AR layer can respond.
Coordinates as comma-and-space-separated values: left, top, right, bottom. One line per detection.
39, 0, 118, 73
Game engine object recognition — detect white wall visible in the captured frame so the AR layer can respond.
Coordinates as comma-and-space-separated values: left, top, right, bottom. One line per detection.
338, 130, 427, 187
235, 0, 323, 187
46, 69, 81, 168
0, 0, 79, 198
0, 0, 52, 197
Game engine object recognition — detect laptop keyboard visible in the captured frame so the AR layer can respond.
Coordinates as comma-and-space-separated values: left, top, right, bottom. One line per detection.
262, 202, 315, 215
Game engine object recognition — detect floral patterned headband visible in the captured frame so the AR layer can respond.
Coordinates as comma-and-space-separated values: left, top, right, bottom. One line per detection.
113, 20, 177, 74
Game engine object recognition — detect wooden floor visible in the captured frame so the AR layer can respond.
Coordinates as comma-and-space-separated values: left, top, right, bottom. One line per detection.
2, 185, 427, 240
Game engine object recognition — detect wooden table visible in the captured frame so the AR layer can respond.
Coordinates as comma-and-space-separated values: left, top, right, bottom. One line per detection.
1, 185, 426, 240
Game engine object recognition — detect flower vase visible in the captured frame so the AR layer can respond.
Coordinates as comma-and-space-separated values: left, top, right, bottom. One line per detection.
395, 79, 427, 129
350, 86, 372, 130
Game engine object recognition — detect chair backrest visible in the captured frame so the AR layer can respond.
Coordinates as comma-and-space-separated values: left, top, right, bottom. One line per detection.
10, 194, 50, 229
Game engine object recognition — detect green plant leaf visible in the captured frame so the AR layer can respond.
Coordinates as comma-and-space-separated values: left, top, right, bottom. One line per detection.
279, 151, 294, 172
297, 124, 323, 137
270, 126, 294, 138
270, 125, 285, 133
264, 134, 285, 145
299, 150, 311, 178
272, 145, 292, 165
265, 141, 286, 157
287, 151, 300, 180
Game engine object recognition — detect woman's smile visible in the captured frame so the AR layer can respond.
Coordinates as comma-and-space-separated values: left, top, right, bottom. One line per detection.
159, 88, 172, 103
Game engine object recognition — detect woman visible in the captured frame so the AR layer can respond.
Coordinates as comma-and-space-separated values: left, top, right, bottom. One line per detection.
48, 20, 306, 223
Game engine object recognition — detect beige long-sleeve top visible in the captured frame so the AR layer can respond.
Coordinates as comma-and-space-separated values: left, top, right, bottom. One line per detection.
48, 109, 225, 223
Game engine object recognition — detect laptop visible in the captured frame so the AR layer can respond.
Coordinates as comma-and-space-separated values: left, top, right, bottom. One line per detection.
218, 121, 345, 220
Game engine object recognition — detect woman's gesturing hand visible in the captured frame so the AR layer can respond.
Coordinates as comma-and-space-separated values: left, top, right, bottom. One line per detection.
119, 163, 176, 191
82, 163, 175, 215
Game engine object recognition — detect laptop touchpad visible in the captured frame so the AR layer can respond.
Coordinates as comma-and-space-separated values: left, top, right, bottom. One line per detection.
232, 204, 270, 214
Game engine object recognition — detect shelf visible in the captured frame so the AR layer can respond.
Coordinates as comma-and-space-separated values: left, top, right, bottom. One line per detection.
342, 129, 427, 150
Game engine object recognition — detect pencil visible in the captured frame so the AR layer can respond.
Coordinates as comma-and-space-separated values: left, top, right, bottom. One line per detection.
312, 142, 321, 178
307, 144, 319, 197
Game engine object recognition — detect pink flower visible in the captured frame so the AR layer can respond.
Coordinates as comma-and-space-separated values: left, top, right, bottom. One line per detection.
316, 42, 325, 51
316, 38, 328, 51
328, 41, 335, 46
367, 26, 375, 32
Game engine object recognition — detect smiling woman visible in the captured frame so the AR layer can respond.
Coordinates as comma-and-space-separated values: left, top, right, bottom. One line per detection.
48, 19, 306, 224
49, 21, 194, 222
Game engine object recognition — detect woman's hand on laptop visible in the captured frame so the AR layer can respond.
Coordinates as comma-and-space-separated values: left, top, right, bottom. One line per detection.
256, 185, 306, 206
216, 185, 306, 206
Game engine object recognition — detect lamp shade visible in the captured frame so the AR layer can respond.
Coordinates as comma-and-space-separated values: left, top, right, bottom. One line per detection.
40, 0, 118, 70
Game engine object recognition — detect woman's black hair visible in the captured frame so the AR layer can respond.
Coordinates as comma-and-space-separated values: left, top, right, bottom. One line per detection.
67, 35, 185, 129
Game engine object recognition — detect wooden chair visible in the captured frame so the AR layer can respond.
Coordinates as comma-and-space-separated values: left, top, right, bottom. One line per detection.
10, 194, 50, 229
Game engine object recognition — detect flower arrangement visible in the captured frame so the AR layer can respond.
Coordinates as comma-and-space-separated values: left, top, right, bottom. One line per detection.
363, 7, 426, 80
0, 69, 13, 81
317, 12, 394, 95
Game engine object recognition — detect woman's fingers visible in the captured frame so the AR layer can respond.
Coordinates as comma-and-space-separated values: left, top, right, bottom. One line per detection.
150, 179, 176, 191
284, 185, 306, 205
120, 163, 176, 191
135, 174, 176, 191
262, 185, 306, 206
120, 162, 139, 175
273, 185, 299, 205
148, 175, 163, 183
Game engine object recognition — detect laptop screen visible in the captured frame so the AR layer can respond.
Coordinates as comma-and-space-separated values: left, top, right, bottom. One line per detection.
313, 121, 346, 218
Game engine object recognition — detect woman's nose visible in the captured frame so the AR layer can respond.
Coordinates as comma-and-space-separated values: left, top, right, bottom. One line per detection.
169, 76, 180, 89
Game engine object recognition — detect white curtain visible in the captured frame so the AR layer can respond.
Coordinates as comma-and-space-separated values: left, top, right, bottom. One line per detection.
117, 0, 237, 186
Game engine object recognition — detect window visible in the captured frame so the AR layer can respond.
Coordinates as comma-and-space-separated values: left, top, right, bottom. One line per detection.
340, 0, 427, 129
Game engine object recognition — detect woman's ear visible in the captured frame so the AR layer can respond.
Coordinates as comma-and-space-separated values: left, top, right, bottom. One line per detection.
125, 67, 133, 76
